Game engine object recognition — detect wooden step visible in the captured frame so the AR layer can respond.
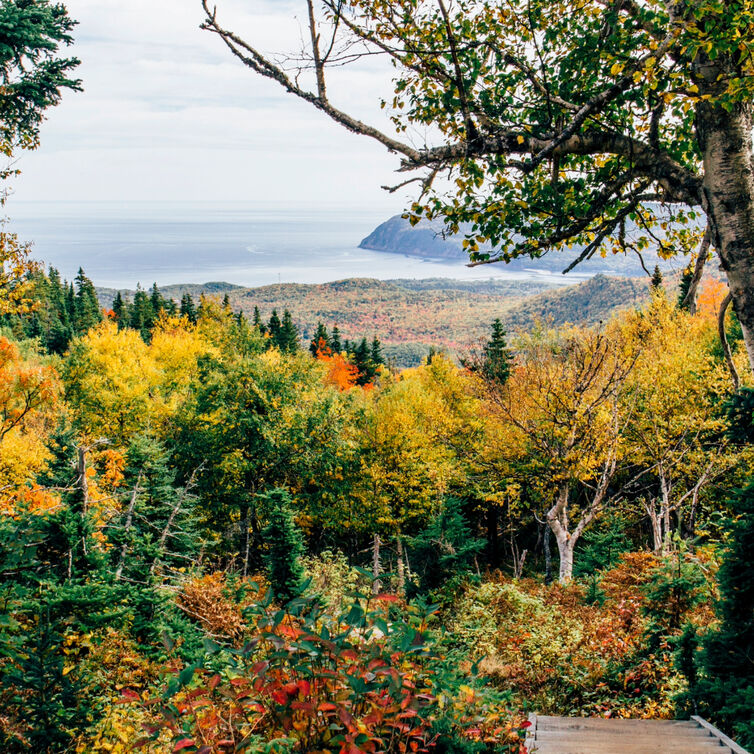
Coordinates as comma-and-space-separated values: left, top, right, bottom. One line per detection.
525, 714, 748, 754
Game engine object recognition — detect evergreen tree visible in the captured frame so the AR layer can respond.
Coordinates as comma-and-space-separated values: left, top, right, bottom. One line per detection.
113, 435, 202, 644
408, 498, 484, 596
180, 293, 197, 323
267, 309, 282, 346
0, 429, 123, 752
252, 305, 264, 333
353, 337, 375, 385
482, 319, 513, 385
259, 488, 304, 603
222, 293, 231, 313
370, 336, 384, 366
150, 283, 165, 318
278, 309, 299, 352
330, 325, 342, 353
73, 268, 102, 335
112, 291, 129, 329
693, 484, 754, 747
129, 285, 154, 340
651, 265, 664, 290
310, 322, 329, 356
678, 265, 694, 310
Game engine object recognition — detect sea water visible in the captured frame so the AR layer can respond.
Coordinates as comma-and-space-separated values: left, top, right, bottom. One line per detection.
6, 201, 575, 289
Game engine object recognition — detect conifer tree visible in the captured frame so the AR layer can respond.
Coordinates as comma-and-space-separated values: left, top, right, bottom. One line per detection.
150, 283, 165, 318
267, 309, 282, 346
408, 498, 484, 596
370, 336, 384, 367
180, 293, 197, 323
278, 309, 299, 352
678, 265, 694, 310
353, 337, 374, 385
330, 324, 342, 353
112, 291, 128, 329
651, 265, 664, 290
693, 484, 754, 747
129, 285, 154, 340
73, 268, 102, 335
483, 319, 513, 385
259, 488, 304, 603
222, 293, 231, 313
310, 322, 329, 356
252, 305, 264, 333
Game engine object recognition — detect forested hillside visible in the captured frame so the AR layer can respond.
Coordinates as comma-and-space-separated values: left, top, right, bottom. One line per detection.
96, 274, 652, 367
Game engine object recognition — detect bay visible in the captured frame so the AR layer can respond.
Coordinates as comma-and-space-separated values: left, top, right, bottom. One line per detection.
5, 201, 575, 290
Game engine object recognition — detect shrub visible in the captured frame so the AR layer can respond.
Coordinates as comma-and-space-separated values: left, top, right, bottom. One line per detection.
130, 592, 525, 753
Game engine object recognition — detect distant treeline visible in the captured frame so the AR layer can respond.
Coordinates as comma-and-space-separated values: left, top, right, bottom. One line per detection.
1, 267, 387, 385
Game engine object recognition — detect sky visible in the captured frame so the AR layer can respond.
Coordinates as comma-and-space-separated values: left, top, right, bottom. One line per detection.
9, 0, 409, 211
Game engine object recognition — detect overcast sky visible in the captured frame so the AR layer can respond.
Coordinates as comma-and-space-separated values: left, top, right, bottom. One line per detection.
10, 0, 408, 211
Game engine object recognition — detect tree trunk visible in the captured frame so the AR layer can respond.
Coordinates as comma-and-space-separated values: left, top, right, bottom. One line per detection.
486, 506, 499, 567
647, 501, 663, 554
697, 100, 754, 372
240, 502, 251, 577
547, 484, 578, 584
660, 469, 672, 556
371, 533, 381, 596
553, 532, 575, 584
395, 535, 405, 596
543, 523, 553, 585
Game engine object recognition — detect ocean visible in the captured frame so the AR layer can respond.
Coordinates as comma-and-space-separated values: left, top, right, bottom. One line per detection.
6, 201, 573, 290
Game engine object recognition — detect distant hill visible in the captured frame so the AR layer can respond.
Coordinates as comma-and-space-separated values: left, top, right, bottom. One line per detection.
97, 274, 654, 367
503, 274, 651, 332
360, 215, 676, 278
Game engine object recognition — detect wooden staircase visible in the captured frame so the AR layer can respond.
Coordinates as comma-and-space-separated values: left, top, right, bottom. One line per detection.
525, 714, 750, 754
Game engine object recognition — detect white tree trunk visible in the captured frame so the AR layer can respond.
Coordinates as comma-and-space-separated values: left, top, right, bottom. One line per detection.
697, 100, 754, 372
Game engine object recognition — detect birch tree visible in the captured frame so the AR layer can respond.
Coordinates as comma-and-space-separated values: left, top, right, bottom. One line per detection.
202, 0, 754, 373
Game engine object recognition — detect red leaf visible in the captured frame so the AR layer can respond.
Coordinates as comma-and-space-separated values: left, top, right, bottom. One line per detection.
521, 721, 532, 729
208, 674, 221, 690
374, 594, 400, 603
271, 689, 288, 705
318, 702, 337, 712
173, 739, 195, 752
297, 679, 311, 696
120, 688, 140, 701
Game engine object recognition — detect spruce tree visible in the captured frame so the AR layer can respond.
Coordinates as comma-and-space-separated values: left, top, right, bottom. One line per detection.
252, 305, 264, 333
267, 309, 282, 345
180, 293, 197, 323
330, 325, 342, 353
483, 319, 513, 385
129, 285, 154, 340
310, 322, 329, 356
150, 283, 165, 318
651, 264, 664, 290
259, 488, 304, 603
693, 484, 754, 747
112, 291, 128, 329
408, 497, 484, 596
678, 265, 694, 310
353, 337, 375, 385
73, 268, 102, 335
370, 336, 384, 366
278, 309, 299, 352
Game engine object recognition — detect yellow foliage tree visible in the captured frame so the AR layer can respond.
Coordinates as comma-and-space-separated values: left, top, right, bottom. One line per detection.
0, 336, 61, 511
